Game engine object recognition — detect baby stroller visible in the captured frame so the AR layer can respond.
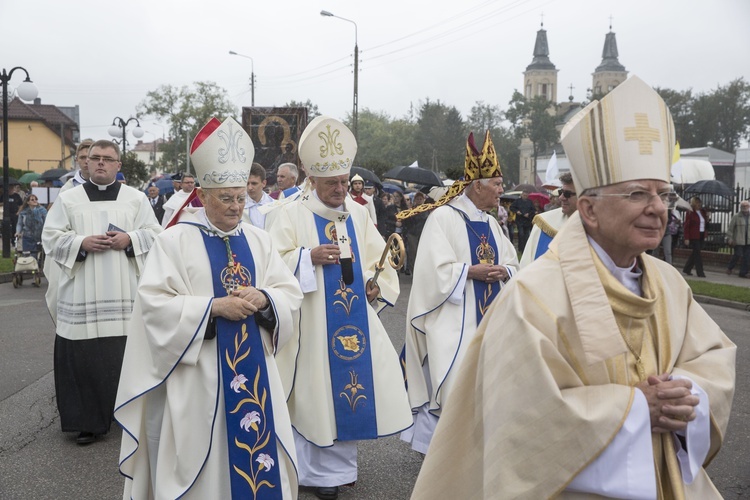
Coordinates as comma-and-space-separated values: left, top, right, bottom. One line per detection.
12, 238, 44, 288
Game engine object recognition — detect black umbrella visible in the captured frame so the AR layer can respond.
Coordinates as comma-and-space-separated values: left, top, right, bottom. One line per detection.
683, 179, 733, 198
350, 166, 381, 186
512, 183, 543, 193
7, 177, 20, 185
383, 165, 443, 187
39, 168, 71, 182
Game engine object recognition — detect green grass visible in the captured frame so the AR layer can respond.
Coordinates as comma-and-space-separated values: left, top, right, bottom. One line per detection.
0, 256, 13, 273
686, 280, 750, 304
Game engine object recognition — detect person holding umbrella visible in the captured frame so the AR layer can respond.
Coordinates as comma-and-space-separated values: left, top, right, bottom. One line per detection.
682, 196, 709, 277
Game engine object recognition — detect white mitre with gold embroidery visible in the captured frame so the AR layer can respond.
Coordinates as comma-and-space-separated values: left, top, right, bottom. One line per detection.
561, 75, 675, 192
190, 117, 254, 188
298, 115, 357, 178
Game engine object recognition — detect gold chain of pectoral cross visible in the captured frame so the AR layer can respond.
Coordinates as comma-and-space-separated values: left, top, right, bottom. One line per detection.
619, 320, 646, 381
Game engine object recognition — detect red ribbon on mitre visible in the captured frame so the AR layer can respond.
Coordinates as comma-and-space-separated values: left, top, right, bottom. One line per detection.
190, 117, 222, 154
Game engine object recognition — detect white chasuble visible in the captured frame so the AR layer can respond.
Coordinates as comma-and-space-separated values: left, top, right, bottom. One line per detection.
115, 210, 302, 499
268, 193, 411, 447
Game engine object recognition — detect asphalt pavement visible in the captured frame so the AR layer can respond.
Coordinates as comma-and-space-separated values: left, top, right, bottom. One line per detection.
0, 267, 747, 499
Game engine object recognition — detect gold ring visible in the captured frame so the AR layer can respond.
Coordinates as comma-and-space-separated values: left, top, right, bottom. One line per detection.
328, 254, 333, 260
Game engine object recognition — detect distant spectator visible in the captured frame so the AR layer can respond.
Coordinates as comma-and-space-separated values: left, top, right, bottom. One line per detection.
15, 194, 47, 253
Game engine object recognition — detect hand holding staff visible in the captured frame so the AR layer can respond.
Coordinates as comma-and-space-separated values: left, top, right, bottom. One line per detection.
371, 233, 406, 291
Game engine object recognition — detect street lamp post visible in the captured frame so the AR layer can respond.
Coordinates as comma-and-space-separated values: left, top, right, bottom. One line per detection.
108, 117, 144, 157
320, 10, 358, 141
2, 67, 38, 258
229, 51, 255, 106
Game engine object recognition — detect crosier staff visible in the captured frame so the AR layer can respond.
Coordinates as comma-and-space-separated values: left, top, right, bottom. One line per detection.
370, 233, 406, 291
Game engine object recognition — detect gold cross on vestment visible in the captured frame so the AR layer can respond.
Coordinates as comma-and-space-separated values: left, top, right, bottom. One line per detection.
624, 113, 661, 154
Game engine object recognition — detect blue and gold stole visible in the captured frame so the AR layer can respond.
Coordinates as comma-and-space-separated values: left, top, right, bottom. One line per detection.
201, 230, 283, 499
535, 231, 554, 260
302, 193, 378, 441
452, 207, 501, 323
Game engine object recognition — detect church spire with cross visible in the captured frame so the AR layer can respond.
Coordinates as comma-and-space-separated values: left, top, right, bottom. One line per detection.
592, 17, 628, 97
523, 15, 558, 103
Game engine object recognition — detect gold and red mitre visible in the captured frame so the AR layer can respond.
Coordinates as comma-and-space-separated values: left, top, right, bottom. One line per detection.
397, 130, 502, 220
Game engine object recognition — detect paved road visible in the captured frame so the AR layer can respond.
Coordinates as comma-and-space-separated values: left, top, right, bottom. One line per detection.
0, 276, 747, 499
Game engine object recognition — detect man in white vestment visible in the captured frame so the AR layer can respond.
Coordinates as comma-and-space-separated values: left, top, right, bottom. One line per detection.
519, 171, 578, 267
45, 139, 94, 325
161, 172, 198, 227
268, 116, 411, 500
411, 76, 736, 499
42, 140, 161, 446
243, 162, 274, 229
398, 130, 518, 454
115, 117, 302, 499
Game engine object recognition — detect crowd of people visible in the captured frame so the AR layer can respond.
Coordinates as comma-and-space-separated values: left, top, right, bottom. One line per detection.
23, 75, 743, 499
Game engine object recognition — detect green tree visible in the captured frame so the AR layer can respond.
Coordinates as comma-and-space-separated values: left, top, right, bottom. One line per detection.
467, 101, 503, 133
137, 82, 237, 173
285, 99, 320, 120
492, 127, 521, 187
506, 91, 558, 182
416, 99, 465, 173
656, 87, 695, 147
120, 151, 149, 187
708, 78, 750, 151
353, 108, 418, 176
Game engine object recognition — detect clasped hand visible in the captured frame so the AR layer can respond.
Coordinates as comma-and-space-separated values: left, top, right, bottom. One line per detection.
637, 373, 700, 433
468, 263, 508, 283
81, 232, 131, 253
211, 287, 268, 322
311, 243, 341, 266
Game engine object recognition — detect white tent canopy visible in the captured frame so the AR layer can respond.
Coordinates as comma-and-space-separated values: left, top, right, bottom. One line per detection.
671, 158, 715, 184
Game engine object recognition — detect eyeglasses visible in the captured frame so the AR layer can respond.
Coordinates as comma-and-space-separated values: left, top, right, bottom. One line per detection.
590, 190, 671, 206
28, 198, 38, 202
560, 190, 576, 199
208, 192, 247, 206
88, 155, 119, 164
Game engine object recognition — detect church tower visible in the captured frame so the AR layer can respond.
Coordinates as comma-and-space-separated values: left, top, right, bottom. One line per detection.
591, 25, 628, 96
519, 22, 559, 184
523, 23, 559, 103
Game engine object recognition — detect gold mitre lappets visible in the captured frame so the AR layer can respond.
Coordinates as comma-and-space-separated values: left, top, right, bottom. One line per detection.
560, 75, 675, 192
299, 115, 357, 178
190, 117, 255, 188
397, 130, 501, 220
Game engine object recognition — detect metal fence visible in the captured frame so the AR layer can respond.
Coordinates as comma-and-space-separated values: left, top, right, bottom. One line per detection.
673, 185, 750, 253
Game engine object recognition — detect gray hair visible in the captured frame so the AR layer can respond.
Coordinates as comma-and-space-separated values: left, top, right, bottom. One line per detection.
277, 163, 299, 180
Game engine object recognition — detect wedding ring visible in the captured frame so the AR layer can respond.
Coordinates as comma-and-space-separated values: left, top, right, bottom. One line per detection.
327, 254, 333, 260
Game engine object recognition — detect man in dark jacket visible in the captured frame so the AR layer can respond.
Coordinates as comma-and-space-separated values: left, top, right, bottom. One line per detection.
146, 185, 166, 224
509, 189, 536, 252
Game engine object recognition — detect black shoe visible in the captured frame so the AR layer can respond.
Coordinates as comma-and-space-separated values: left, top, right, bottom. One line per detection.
683, 270, 693, 276
76, 432, 96, 445
697, 274, 706, 278
315, 486, 339, 500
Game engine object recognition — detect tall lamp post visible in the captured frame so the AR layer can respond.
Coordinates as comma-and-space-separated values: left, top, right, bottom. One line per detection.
2, 67, 38, 258
320, 10, 358, 141
229, 51, 255, 106
108, 117, 144, 157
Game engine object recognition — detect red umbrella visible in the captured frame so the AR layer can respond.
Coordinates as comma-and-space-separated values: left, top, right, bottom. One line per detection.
528, 192, 550, 210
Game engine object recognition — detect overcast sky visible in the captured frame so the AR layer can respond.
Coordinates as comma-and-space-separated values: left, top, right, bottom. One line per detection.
2, 0, 749, 146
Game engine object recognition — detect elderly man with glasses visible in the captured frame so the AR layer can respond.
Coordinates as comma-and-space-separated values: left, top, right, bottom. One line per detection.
116, 118, 302, 499
520, 171, 579, 267
411, 76, 735, 500
43, 139, 162, 447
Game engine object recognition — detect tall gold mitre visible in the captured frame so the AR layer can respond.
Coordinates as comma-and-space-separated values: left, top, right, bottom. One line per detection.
190, 117, 255, 188
298, 115, 357, 178
397, 130, 501, 220
561, 75, 675, 192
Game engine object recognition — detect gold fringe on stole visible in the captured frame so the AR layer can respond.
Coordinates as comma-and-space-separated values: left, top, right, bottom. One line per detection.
532, 214, 559, 238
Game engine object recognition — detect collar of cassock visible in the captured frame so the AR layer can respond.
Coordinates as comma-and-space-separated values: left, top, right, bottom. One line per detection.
300, 189, 353, 262
587, 236, 643, 296
195, 209, 242, 238
91, 178, 117, 191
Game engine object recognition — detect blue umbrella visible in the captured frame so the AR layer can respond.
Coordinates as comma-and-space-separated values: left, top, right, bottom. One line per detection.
381, 182, 404, 194
154, 178, 175, 195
